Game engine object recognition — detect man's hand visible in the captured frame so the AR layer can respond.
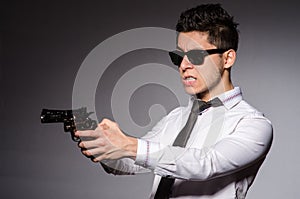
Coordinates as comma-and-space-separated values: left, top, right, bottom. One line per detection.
75, 118, 137, 162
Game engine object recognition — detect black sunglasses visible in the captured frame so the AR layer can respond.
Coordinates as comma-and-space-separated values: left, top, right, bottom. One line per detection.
169, 49, 228, 67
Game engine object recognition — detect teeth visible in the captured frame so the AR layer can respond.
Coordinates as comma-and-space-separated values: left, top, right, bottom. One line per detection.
185, 77, 196, 80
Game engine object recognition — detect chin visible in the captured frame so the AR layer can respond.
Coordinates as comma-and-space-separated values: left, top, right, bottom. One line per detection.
184, 87, 200, 95
184, 87, 208, 99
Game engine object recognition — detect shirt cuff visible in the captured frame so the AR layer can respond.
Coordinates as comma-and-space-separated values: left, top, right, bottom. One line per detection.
135, 139, 161, 169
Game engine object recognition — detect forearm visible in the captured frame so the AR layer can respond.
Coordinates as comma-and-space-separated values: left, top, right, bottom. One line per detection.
135, 116, 273, 180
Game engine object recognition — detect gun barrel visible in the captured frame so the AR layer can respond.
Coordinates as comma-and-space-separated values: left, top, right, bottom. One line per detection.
40, 109, 74, 123
40, 107, 97, 141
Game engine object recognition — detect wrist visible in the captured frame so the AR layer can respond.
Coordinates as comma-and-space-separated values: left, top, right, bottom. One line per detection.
124, 136, 138, 160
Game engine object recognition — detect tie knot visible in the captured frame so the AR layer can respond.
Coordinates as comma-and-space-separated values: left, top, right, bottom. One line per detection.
192, 98, 223, 114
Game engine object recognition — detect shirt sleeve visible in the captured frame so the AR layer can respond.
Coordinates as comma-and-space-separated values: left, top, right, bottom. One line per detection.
135, 113, 273, 180
100, 158, 150, 175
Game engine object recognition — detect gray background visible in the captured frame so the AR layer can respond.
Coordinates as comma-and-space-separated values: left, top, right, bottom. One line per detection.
1, 0, 300, 198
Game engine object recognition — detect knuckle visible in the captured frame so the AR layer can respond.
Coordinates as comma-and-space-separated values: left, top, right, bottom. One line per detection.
97, 139, 105, 147
100, 118, 109, 124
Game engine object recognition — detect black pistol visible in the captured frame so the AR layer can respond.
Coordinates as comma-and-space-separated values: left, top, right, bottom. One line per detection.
40, 107, 98, 142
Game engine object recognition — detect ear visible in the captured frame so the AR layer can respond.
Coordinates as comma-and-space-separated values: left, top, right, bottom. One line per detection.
223, 49, 236, 69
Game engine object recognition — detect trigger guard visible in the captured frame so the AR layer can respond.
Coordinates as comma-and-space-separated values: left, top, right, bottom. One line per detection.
71, 134, 81, 142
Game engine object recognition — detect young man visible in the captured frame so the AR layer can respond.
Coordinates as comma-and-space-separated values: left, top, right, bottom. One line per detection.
75, 4, 273, 199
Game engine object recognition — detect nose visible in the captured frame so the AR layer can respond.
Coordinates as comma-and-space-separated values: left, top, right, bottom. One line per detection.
179, 55, 194, 71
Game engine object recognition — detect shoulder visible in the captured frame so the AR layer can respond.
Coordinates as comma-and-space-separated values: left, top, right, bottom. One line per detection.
233, 99, 273, 140
232, 99, 268, 118
226, 99, 273, 136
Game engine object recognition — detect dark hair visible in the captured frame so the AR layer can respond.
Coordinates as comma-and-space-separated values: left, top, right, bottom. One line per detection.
176, 4, 239, 51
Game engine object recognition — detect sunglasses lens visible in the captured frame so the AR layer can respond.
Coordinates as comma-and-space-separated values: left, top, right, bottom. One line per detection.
187, 50, 204, 65
169, 50, 209, 66
169, 51, 183, 66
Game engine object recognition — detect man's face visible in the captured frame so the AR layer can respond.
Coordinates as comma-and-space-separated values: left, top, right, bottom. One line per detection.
177, 31, 225, 100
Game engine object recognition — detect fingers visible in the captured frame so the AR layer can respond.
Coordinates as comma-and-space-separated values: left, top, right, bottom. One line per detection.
78, 140, 104, 162
80, 146, 109, 162
75, 130, 98, 138
78, 138, 105, 149
75, 118, 114, 138
75, 125, 108, 162
81, 147, 103, 157
75, 118, 121, 162
92, 154, 107, 162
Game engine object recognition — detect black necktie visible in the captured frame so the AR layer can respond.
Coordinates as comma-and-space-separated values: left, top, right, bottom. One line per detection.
154, 98, 223, 199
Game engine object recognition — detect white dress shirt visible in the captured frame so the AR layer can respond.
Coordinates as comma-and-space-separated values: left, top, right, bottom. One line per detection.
102, 87, 273, 199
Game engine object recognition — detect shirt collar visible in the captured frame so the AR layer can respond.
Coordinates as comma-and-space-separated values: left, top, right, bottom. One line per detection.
217, 87, 243, 109
189, 87, 243, 110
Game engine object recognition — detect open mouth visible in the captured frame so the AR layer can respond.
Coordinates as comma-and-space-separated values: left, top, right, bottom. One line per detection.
183, 76, 197, 85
